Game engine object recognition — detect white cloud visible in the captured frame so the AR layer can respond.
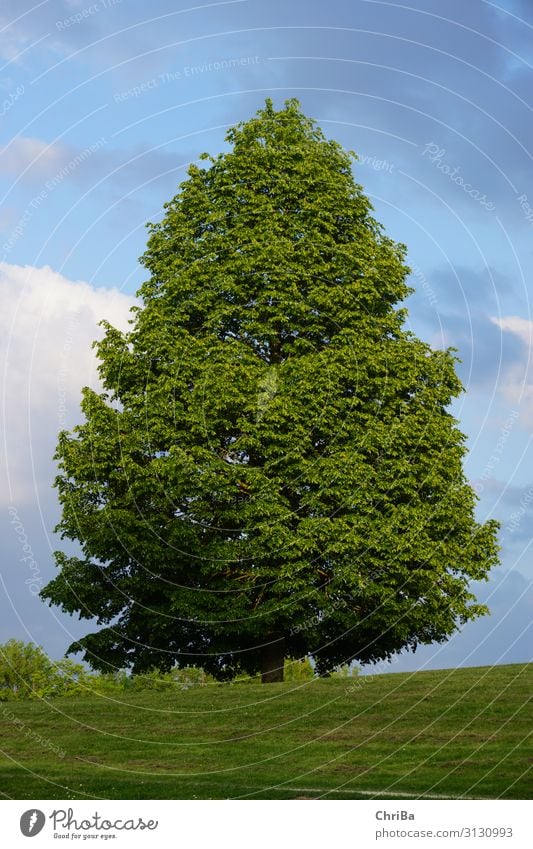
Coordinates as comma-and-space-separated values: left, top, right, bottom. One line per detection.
0, 137, 70, 181
0, 2, 77, 63
0, 16, 30, 63
491, 315, 533, 425
1, 262, 136, 506
492, 315, 533, 347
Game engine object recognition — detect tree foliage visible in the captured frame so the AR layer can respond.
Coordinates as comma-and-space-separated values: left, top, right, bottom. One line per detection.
41, 99, 499, 681
0, 640, 217, 699
0, 640, 89, 700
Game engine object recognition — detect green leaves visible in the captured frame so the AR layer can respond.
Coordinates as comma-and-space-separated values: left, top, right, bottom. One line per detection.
41, 99, 500, 680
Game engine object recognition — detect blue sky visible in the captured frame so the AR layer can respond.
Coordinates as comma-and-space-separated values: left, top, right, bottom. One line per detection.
1, 0, 532, 671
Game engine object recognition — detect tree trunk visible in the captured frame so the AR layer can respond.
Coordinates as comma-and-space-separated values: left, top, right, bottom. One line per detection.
261, 635, 285, 683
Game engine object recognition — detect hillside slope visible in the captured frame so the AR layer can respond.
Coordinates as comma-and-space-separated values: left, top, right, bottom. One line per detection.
1, 663, 531, 799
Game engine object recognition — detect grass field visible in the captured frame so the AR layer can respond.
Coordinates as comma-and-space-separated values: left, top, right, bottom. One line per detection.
1, 663, 531, 800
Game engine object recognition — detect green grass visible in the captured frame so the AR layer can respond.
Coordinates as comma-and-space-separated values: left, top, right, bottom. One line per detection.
1, 663, 531, 800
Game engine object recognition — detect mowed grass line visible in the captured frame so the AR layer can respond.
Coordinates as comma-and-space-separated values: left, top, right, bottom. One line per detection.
0, 664, 531, 800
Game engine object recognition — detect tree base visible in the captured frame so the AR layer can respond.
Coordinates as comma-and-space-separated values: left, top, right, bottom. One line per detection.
261, 636, 285, 683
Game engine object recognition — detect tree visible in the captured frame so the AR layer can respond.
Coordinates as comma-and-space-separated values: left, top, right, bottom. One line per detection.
0, 640, 52, 700
0, 640, 90, 700
41, 99, 499, 683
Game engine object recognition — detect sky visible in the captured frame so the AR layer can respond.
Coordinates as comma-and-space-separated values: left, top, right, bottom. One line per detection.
1, 0, 532, 672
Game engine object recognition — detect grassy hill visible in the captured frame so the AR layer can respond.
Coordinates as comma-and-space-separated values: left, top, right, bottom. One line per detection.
1, 663, 531, 800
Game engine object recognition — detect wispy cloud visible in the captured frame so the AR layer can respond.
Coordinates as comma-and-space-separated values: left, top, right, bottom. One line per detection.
493, 315, 533, 348
0, 136, 68, 180
491, 316, 533, 425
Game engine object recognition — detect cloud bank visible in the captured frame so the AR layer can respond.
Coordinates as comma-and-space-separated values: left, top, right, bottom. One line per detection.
1, 262, 136, 506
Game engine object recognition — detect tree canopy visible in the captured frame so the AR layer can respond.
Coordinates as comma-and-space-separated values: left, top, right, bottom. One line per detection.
41, 99, 499, 682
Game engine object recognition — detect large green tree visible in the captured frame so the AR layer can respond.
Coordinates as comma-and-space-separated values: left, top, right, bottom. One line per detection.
42, 99, 499, 682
